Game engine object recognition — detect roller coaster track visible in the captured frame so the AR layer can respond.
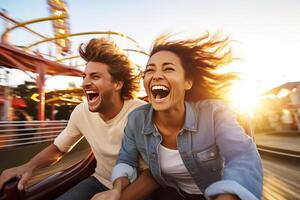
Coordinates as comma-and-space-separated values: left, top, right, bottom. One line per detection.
257, 145, 300, 160
258, 145, 300, 200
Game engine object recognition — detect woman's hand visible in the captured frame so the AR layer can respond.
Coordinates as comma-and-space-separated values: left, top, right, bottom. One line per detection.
214, 194, 240, 200
91, 189, 121, 200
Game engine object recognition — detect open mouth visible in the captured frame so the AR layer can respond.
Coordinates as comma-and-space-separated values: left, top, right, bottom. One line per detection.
86, 90, 99, 102
151, 85, 170, 99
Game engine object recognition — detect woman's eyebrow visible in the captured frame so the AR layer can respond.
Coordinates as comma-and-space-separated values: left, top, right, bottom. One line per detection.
146, 62, 175, 68
162, 62, 175, 66
146, 63, 155, 68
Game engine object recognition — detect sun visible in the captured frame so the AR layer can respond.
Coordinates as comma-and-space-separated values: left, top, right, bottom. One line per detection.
228, 80, 260, 116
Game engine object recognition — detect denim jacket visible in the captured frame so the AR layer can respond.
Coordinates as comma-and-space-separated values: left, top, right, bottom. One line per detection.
112, 100, 263, 200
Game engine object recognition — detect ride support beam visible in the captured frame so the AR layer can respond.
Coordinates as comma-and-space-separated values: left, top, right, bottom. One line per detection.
36, 65, 46, 121
51, 104, 55, 120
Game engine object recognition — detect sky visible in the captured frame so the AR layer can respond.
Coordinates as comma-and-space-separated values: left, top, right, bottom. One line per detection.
1, 0, 300, 110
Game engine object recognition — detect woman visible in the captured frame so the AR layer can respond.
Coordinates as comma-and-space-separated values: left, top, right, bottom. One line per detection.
109, 33, 263, 200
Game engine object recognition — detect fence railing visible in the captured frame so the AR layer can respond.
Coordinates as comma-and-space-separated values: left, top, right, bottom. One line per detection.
0, 120, 68, 148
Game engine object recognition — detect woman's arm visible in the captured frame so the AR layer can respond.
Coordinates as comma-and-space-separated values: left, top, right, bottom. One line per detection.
204, 103, 263, 200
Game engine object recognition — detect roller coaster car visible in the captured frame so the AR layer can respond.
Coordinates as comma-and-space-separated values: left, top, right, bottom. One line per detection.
0, 152, 96, 200
0, 113, 253, 200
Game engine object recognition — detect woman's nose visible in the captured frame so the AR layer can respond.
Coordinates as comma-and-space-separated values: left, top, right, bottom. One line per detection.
152, 70, 164, 80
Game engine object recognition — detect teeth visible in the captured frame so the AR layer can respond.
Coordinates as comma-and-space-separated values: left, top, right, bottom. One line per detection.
151, 85, 169, 91
86, 91, 97, 94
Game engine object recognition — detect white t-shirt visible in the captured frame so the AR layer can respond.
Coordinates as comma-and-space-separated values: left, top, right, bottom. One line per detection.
159, 144, 202, 194
54, 99, 145, 189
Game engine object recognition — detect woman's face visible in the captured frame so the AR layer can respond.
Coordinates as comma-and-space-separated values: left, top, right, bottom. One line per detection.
144, 50, 192, 111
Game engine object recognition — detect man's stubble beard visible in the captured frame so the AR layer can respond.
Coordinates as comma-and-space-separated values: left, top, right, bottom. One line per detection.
91, 89, 114, 114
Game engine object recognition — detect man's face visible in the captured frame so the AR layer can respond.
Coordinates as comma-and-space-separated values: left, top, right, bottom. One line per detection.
82, 61, 118, 113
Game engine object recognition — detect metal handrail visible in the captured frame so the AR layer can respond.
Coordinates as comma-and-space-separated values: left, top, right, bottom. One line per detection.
0, 120, 68, 148
0, 123, 66, 126
0, 120, 68, 124
0, 126, 66, 133
2, 135, 57, 143
1, 139, 56, 148
0, 130, 63, 138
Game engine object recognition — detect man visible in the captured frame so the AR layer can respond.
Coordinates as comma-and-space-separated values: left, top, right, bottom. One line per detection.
0, 38, 158, 200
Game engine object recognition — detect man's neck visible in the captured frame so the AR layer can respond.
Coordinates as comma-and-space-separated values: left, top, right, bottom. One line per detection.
99, 98, 124, 122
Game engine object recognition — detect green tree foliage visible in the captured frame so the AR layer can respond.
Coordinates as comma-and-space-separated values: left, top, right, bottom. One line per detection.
12, 81, 38, 120
12, 81, 77, 120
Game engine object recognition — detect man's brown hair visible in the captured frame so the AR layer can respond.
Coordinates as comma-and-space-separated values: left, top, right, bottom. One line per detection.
79, 38, 140, 99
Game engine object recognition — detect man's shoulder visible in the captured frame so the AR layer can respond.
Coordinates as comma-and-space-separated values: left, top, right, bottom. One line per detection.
126, 99, 146, 108
123, 99, 146, 113
128, 103, 151, 118
73, 102, 88, 112
69, 102, 89, 118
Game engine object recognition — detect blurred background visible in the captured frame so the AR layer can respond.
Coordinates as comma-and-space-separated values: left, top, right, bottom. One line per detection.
0, 1, 300, 199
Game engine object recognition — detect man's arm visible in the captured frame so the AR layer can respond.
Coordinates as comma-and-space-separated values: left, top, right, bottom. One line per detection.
0, 144, 64, 190
121, 169, 160, 200
91, 176, 129, 200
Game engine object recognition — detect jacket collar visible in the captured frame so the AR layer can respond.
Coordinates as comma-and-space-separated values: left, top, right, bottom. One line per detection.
143, 101, 197, 135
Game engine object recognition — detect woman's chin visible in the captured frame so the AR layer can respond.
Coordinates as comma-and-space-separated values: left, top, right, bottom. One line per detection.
152, 103, 170, 112
151, 95, 174, 111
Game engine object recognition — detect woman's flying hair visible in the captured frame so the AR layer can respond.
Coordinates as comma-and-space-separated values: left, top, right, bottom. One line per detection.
149, 32, 239, 101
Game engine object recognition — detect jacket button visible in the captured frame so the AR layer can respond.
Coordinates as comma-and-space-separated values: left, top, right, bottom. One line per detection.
210, 152, 215, 157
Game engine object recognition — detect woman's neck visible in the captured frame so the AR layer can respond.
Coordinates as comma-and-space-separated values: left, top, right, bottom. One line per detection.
154, 102, 185, 136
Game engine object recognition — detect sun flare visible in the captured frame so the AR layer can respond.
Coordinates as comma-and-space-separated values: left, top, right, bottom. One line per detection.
228, 81, 260, 116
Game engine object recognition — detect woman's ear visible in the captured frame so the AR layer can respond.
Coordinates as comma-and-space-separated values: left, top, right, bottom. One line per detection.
184, 80, 193, 90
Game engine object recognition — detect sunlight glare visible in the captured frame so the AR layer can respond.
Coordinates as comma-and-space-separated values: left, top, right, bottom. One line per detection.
228, 80, 260, 116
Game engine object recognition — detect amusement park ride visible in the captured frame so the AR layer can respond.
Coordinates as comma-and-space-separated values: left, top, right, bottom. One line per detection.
0, 0, 147, 121
0, 1, 149, 199
0, 0, 146, 199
